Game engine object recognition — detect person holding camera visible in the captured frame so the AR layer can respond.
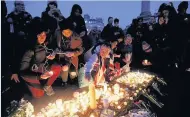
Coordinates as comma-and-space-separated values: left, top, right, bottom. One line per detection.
41, 0, 65, 50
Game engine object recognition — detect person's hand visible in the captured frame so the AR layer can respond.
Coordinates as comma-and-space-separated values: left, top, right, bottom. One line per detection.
65, 52, 74, 57
7, 18, 13, 23
46, 54, 55, 60
11, 74, 20, 83
80, 31, 86, 37
18, 31, 25, 36
40, 71, 53, 79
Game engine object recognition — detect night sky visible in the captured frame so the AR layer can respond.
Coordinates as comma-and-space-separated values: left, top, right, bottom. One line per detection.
6, 1, 190, 29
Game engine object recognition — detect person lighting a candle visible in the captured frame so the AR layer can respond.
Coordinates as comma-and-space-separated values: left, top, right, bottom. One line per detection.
84, 43, 112, 86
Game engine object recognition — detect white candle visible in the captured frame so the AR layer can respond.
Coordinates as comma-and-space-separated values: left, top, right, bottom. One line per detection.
113, 84, 120, 95
89, 83, 97, 109
104, 83, 108, 93
56, 99, 63, 109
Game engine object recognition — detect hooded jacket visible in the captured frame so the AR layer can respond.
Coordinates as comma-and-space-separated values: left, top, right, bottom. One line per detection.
67, 4, 87, 35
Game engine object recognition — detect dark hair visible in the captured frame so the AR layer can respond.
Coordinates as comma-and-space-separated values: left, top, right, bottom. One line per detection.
45, 1, 58, 12
108, 17, 113, 21
178, 1, 188, 12
27, 17, 48, 48
91, 42, 111, 54
114, 18, 119, 23
59, 19, 74, 31
71, 4, 82, 16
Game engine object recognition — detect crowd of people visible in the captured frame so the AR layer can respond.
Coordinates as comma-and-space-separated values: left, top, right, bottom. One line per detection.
1, 0, 190, 103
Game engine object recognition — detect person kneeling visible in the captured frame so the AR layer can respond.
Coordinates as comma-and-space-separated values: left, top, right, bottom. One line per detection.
20, 18, 61, 98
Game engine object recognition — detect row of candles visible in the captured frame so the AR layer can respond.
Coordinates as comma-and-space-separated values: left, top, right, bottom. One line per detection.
33, 72, 154, 117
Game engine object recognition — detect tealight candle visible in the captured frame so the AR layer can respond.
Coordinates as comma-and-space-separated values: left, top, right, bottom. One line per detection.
124, 102, 127, 105
117, 106, 121, 109
113, 84, 120, 95
130, 97, 133, 100
90, 114, 95, 117
56, 99, 63, 108
115, 101, 118, 105
136, 90, 139, 93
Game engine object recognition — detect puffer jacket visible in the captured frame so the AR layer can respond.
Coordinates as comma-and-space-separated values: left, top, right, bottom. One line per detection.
20, 44, 50, 79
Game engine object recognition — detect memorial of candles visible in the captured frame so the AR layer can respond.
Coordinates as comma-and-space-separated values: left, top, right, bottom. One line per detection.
13, 71, 164, 117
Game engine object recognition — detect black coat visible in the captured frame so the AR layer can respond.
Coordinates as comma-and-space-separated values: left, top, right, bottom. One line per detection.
67, 15, 87, 35
111, 26, 124, 42
101, 24, 113, 42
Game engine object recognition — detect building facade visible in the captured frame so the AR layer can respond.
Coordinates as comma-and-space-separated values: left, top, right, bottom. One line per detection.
84, 14, 104, 34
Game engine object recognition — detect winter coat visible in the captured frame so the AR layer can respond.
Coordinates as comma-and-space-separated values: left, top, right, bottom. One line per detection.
101, 24, 113, 42
6, 11, 32, 74
7, 11, 32, 34
110, 26, 124, 42
20, 44, 51, 79
58, 32, 83, 70
67, 15, 87, 35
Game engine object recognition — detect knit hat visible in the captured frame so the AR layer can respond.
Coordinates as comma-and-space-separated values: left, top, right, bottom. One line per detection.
142, 41, 152, 52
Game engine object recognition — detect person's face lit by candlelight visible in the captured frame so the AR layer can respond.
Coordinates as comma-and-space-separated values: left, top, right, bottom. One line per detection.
124, 35, 132, 45
159, 17, 164, 25
62, 29, 73, 38
37, 31, 46, 44
100, 45, 111, 59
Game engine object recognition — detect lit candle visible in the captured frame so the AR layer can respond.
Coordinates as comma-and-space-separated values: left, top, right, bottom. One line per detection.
124, 102, 127, 106
144, 59, 148, 64
104, 83, 108, 93
113, 84, 120, 95
117, 105, 121, 109
56, 99, 63, 109
89, 83, 97, 109
95, 89, 100, 99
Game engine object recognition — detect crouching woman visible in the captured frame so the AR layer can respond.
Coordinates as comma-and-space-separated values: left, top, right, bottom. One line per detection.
84, 43, 112, 85
20, 18, 61, 98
